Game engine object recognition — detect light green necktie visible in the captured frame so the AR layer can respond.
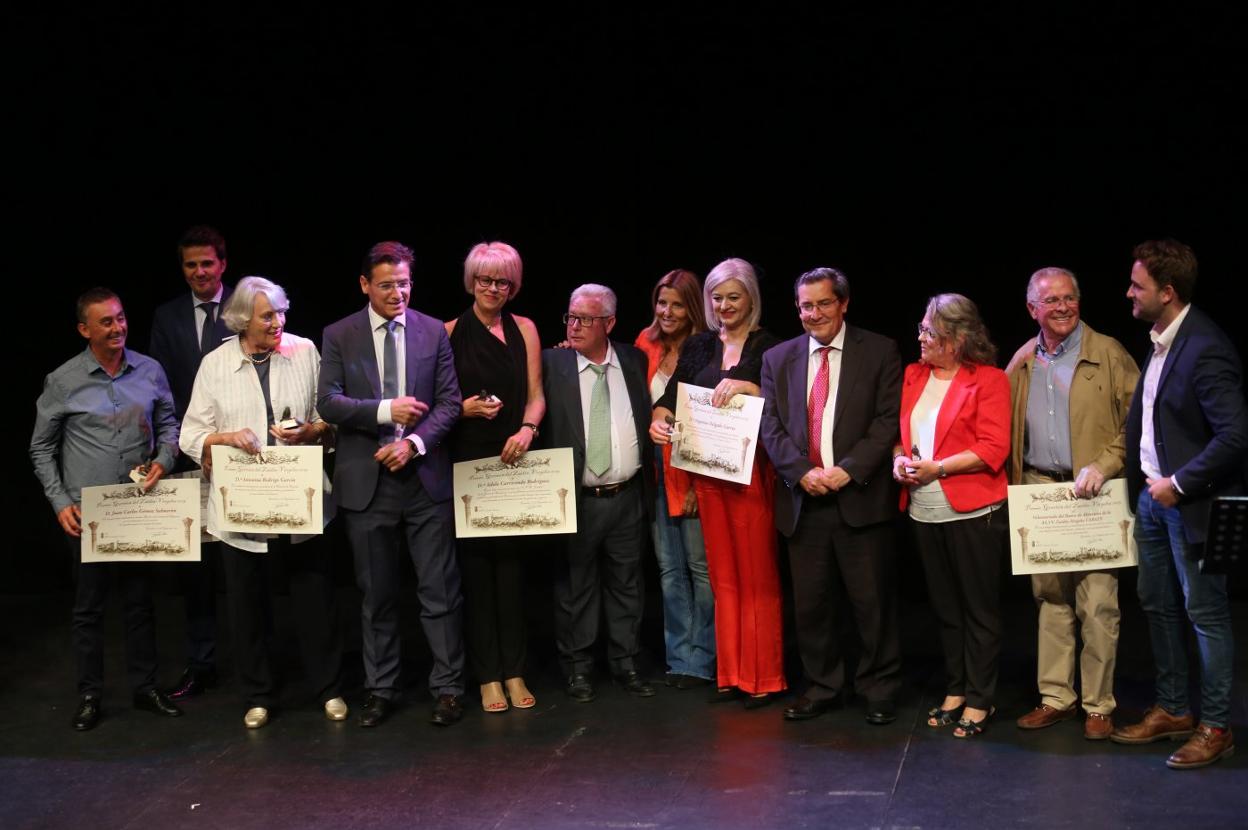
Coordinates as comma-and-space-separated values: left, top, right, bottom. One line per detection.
586, 363, 611, 476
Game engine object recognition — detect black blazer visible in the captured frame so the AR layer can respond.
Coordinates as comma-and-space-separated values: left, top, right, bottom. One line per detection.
148, 286, 235, 420
540, 342, 655, 519
760, 325, 902, 537
1125, 305, 1248, 545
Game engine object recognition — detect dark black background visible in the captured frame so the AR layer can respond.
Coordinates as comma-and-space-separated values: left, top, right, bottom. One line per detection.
9, 5, 1246, 588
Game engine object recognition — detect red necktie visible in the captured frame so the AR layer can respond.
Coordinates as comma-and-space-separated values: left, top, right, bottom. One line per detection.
808, 346, 831, 467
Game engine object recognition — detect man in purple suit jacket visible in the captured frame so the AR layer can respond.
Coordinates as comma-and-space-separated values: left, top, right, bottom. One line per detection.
317, 241, 465, 728
760, 267, 903, 725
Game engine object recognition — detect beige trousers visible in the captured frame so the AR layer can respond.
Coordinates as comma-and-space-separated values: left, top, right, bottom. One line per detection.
1024, 469, 1120, 714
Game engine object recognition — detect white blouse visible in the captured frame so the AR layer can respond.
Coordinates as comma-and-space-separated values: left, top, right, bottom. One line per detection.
179, 333, 335, 552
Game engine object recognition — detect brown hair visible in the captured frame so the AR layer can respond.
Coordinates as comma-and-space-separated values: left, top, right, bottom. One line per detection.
925, 293, 998, 366
642, 269, 707, 342
361, 241, 414, 280
1133, 238, 1197, 303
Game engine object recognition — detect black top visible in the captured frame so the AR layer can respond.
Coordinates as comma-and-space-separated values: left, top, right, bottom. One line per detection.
654, 328, 781, 412
447, 309, 528, 463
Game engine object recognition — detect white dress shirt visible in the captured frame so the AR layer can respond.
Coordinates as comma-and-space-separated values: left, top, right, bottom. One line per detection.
577, 343, 642, 487
179, 333, 334, 552
805, 326, 846, 468
367, 305, 426, 456
1140, 303, 1192, 487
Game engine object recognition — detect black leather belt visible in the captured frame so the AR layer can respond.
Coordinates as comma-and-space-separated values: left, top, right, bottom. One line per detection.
582, 476, 637, 498
1024, 465, 1074, 482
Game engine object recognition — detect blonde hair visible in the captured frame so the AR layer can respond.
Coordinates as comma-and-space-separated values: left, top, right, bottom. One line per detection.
704, 258, 762, 331
463, 241, 523, 298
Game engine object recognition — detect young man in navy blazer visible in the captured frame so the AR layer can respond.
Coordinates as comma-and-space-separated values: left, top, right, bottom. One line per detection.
317, 241, 466, 728
1112, 238, 1247, 768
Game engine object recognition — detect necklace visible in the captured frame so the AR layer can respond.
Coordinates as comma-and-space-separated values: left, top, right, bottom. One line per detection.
244, 349, 274, 365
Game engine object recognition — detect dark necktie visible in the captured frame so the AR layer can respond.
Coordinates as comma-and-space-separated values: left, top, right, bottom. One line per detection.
199, 301, 218, 355
381, 320, 399, 445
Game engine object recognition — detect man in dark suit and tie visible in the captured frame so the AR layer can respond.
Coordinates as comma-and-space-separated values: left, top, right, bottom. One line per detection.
1111, 239, 1247, 768
148, 225, 233, 700
541, 284, 656, 702
317, 241, 466, 728
760, 267, 903, 725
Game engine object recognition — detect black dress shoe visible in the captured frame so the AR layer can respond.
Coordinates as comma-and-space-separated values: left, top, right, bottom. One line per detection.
615, 671, 656, 698
72, 695, 101, 731
166, 668, 217, 701
666, 673, 712, 690
430, 694, 464, 726
865, 700, 897, 725
566, 673, 596, 702
134, 689, 183, 718
358, 693, 391, 728
783, 695, 841, 721
743, 692, 778, 710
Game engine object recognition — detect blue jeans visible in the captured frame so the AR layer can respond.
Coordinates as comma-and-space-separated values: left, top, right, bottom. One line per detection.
653, 449, 715, 679
1134, 489, 1234, 728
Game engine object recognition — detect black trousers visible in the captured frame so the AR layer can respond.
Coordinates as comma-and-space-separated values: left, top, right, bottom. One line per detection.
787, 497, 901, 704
176, 540, 219, 676
343, 467, 465, 699
219, 536, 343, 709
913, 509, 1007, 710
71, 554, 158, 698
459, 537, 526, 684
554, 483, 645, 678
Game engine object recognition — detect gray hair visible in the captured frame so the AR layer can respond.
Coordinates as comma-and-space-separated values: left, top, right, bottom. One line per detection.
221, 276, 290, 333
569, 283, 617, 316
704, 257, 763, 331
925, 293, 997, 366
1026, 267, 1080, 303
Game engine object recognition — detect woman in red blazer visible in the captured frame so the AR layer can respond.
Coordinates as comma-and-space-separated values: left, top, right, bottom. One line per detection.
892, 293, 1010, 738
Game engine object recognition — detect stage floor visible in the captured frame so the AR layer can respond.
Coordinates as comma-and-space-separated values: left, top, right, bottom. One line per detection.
1, 575, 1244, 829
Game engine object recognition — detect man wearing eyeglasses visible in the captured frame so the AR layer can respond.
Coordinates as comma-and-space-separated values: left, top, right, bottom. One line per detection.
1005, 267, 1139, 740
759, 267, 903, 725
541, 284, 656, 702
317, 241, 466, 728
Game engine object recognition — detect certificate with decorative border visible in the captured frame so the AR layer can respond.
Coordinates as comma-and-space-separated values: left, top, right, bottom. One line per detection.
1007, 480, 1137, 575
80, 479, 202, 563
669, 382, 764, 485
210, 445, 324, 534
453, 448, 577, 538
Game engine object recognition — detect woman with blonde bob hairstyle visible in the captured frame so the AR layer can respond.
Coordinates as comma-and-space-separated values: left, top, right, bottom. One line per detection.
633, 269, 716, 689
649, 258, 786, 706
444, 241, 545, 713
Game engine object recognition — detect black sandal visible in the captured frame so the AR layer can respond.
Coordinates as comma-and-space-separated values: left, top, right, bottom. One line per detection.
953, 706, 996, 738
927, 704, 963, 727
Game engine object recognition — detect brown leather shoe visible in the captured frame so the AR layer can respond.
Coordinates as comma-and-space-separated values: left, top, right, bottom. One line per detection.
1084, 712, 1113, 741
1109, 705, 1195, 744
1167, 724, 1234, 769
1016, 703, 1077, 730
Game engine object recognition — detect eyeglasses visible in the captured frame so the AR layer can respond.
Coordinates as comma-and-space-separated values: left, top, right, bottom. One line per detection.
373, 280, 411, 293
474, 275, 513, 291
1035, 294, 1079, 307
798, 299, 841, 316
563, 313, 612, 328
917, 324, 939, 340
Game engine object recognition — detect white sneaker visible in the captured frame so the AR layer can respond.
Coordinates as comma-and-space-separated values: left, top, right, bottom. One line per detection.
324, 697, 349, 721
243, 707, 269, 729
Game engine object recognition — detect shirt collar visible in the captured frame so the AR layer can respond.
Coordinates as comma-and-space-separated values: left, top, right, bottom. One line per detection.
1035, 321, 1083, 358
228, 334, 294, 372
193, 285, 224, 306
82, 346, 133, 376
807, 324, 846, 357
367, 304, 405, 333
577, 341, 619, 373
1149, 303, 1191, 354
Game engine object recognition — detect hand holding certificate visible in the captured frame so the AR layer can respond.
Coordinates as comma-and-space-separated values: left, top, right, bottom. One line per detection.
210, 445, 324, 534
81, 480, 201, 563
1007, 480, 1137, 575
669, 382, 764, 485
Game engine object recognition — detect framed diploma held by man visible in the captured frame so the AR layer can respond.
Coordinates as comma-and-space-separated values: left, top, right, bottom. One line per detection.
669, 382, 764, 485
210, 445, 324, 534
80, 480, 202, 563
1007, 480, 1137, 575
453, 447, 577, 538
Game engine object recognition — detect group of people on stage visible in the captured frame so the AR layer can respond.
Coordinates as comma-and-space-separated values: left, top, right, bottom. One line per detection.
31, 228, 1245, 771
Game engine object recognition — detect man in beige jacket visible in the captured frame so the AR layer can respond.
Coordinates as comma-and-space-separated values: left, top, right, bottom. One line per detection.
1006, 267, 1139, 740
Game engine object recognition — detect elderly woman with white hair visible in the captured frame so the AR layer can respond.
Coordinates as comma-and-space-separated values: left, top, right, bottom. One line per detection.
179, 276, 344, 730
650, 258, 786, 707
